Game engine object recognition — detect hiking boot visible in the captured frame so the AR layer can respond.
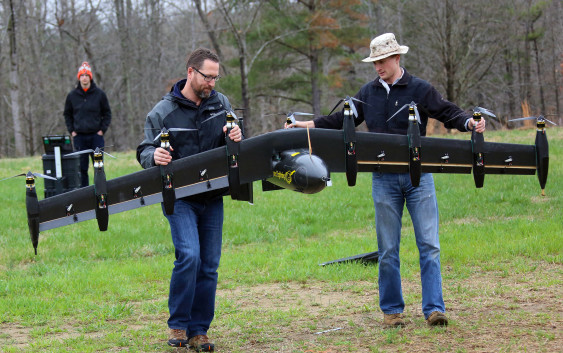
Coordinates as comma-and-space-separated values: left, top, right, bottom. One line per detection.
427, 311, 448, 326
383, 313, 405, 327
188, 334, 215, 352
168, 328, 188, 347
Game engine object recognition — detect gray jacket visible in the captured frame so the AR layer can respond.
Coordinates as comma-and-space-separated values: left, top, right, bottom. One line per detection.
137, 79, 231, 169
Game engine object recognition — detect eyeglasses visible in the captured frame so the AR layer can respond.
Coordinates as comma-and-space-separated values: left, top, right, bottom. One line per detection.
192, 67, 221, 82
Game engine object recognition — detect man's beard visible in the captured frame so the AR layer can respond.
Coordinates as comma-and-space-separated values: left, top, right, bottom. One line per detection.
191, 81, 211, 99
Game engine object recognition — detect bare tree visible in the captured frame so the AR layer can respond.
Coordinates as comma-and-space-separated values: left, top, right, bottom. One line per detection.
6, 0, 24, 156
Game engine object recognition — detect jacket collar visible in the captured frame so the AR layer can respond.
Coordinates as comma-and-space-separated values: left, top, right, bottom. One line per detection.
75, 80, 97, 92
170, 79, 216, 107
373, 68, 411, 88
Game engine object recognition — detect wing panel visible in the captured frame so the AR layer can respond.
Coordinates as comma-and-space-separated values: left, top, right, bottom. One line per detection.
38, 148, 231, 230
484, 142, 536, 175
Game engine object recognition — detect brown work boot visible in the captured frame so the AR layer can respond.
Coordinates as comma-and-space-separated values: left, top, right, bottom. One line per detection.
188, 334, 215, 352
383, 313, 405, 327
427, 311, 448, 326
167, 328, 188, 347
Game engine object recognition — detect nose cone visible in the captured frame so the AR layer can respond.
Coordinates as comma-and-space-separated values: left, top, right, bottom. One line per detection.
269, 150, 331, 194
292, 154, 330, 194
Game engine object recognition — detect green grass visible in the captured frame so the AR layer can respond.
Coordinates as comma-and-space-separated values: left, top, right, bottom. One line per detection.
0, 128, 561, 352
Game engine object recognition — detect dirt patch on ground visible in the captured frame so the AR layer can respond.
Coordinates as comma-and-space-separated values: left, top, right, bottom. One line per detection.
1, 262, 561, 352
212, 262, 562, 352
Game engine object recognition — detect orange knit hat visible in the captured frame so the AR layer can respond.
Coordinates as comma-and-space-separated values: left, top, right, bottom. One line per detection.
77, 62, 93, 80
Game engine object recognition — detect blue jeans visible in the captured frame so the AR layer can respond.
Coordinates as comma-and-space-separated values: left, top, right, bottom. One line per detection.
163, 197, 223, 337
73, 133, 104, 187
372, 172, 445, 319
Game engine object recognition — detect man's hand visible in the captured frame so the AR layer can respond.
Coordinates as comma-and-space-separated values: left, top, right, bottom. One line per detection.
154, 147, 173, 166
468, 118, 486, 133
97, 130, 104, 136
71, 131, 77, 137
284, 120, 315, 129
223, 124, 242, 142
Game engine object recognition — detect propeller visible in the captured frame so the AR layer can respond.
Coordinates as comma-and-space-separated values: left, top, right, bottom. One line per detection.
472, 106, 496, 118
445, 106, 496, 124
147, 127, 198, 142
199, 108, 244, 125
387, 101, 421, 123
1, 171, 57, 182
66, 147, 116, 159
226, 109, 241, 123
508, 115, 557, 126
328, 96, 370, 119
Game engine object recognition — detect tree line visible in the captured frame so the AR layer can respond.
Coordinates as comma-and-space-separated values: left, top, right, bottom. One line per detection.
0, 0, 561, 157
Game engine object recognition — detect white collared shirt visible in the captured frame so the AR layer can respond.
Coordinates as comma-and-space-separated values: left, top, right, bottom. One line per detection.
379, 68, 405, 94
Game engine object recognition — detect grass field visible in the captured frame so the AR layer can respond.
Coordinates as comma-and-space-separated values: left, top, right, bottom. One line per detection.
0, 128, 561, 352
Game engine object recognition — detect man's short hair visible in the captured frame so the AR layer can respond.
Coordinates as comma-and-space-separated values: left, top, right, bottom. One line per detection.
186, 48, 219, 71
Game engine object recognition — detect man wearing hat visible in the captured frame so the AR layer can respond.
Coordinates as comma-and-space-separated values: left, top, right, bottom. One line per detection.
288, 33, 486, 327
64, 61, 112, 187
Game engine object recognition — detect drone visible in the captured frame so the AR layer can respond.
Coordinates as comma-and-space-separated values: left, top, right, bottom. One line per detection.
13, 110, 550, 254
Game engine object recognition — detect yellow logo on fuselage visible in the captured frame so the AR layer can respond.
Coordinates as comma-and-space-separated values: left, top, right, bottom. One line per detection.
273, 170, 296, 184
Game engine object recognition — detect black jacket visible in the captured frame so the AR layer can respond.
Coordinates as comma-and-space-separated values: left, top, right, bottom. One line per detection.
64, 81, 112, 134
314, 69, 470, 135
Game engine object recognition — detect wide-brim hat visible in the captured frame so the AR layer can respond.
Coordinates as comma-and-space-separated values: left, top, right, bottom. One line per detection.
362, 33, 409, 62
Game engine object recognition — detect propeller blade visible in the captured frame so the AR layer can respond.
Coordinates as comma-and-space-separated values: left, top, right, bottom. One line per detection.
474, 106, 496, 118
227, 110, 239, 120
0, 173, 26, 181
201, 109, 227, 124
386, 104, 409, 122
153, 132, 163, 142
345, 97, 359, 118
66, 149, 94, 157
350, 97, 370, 106
32, 172, 57, 180
168, 127, 198, 133
102, 151, 117, 159
508, 116, 535, 122
328, 99, 344, 115
412, 102, 422, 124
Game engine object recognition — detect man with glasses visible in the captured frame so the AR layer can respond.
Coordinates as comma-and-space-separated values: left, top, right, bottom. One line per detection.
137, 48, 240, 352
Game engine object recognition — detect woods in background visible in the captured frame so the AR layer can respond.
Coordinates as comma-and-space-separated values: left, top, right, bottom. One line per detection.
0, 0, 561, 157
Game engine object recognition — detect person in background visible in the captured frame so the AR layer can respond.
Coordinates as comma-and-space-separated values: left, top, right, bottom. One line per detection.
137, 48, 241, 352
64, 61, 112, 187
287, 33, 486, 328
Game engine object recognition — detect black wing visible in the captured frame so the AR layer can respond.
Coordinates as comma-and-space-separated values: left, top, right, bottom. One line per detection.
33, 128, 539, 242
